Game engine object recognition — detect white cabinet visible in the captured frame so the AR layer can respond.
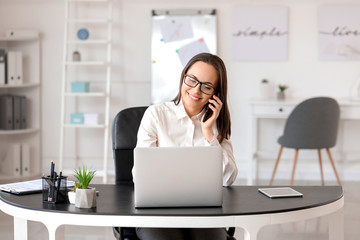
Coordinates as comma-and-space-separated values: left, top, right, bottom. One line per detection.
0, 33, 41, 182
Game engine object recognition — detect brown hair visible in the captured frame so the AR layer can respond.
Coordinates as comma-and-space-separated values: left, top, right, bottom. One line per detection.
173, 53, 231, 143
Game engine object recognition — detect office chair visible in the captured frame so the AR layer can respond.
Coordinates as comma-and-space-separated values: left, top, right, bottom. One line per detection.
112, 106, 236, 240
269, 97, 342, 186
112, 106, 147, 240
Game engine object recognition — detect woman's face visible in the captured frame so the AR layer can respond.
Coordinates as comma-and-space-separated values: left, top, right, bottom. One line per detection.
181, 61, 218, 117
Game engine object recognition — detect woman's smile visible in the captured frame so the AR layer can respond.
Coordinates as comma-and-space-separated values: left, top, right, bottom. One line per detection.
187, 91, 202, 101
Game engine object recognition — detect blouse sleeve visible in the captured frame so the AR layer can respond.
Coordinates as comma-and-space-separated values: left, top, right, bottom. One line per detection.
136, 106, 158, 147
209, 138, 238, 187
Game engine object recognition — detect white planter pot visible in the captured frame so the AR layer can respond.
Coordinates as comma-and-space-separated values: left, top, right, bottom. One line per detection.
260, 83, 272, 99
277, 91, 286, 100
75, 187, 97, 208
68, 191, 76, 204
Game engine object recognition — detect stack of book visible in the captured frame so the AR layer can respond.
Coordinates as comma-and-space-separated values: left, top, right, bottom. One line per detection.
0, 94, 27, 130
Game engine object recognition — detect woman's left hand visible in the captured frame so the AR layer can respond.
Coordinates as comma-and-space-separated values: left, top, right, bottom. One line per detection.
201, 95, 222, 142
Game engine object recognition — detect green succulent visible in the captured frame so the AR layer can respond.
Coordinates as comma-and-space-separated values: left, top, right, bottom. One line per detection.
73, 182, 81, 192
278, 85, 288, 92
73, 166, 96, 189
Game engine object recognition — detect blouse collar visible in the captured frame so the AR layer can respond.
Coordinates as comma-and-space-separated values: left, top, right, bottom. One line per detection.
174, 100, 204, 121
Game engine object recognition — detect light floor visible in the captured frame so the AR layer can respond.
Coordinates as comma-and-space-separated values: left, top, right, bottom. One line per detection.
0, 180, 359, 240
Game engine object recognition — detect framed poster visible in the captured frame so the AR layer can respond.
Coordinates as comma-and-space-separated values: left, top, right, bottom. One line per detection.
232, 6, 288, 61
319, 5, 360, 61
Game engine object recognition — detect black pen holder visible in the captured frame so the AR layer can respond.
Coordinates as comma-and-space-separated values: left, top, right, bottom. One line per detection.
42, 175, 69, 204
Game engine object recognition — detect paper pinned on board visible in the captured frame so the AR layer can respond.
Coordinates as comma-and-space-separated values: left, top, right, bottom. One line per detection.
159, 17, 194, 43
176, 38, 209, 67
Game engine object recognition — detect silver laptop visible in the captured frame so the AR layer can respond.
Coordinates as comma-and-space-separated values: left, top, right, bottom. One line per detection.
134, 146, 223, 208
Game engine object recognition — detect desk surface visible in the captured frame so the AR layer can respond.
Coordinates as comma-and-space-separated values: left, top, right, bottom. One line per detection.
0, 184, 345, 240
0, 184, 343, 217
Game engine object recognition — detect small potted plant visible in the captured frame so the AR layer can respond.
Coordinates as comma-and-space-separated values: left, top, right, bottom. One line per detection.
73, 166, 97, 208
68, 182, 80, 204
277, 84, 288, 100
260, 79, 272, 99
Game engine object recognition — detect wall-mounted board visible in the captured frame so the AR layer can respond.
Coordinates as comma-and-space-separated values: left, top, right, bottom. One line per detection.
151, 9, 217, 104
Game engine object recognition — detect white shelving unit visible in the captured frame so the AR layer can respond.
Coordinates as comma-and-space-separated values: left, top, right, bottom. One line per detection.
0, 33, 41, 183
59, 0, 113, 183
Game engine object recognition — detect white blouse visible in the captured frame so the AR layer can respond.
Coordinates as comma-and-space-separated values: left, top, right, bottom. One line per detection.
136, 101, 238, 186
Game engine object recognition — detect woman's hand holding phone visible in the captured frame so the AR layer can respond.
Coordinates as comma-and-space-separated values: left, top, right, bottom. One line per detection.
201, 95, 222, 142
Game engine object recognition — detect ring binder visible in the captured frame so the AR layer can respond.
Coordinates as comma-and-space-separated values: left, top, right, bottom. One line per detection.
0, 49, 6, 85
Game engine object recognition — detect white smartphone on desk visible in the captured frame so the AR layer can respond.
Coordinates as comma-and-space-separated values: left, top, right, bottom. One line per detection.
258, 187, 303, 198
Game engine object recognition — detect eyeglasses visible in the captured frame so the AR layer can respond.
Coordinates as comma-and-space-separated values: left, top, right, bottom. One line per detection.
183, 75, 216, 95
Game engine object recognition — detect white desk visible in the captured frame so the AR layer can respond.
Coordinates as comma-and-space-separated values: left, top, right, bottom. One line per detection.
0, 184, 344, 240
249, 98, 360, 185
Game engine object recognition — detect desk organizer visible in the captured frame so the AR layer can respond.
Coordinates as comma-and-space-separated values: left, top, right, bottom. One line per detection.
42, 176, 69, 204
71, 81, 90, 93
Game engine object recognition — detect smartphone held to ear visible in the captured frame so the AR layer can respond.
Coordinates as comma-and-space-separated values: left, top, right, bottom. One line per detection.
203, 102, 214, 122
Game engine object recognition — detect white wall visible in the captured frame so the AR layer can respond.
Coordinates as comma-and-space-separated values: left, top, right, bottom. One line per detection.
1, 0, 359, 182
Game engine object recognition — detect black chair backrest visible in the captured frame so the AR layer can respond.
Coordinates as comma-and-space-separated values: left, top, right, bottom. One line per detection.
279, 97, 340, 149
111, 106, 236, 240
112, 106, 148, 184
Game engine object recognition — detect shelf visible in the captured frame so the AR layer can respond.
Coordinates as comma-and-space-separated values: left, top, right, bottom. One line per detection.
64, 92, 106, 97
112, 80, 149, 84
0, 82, 40, 89
67, 19, 108, 24
67, 40, 108, 44
64, 124, 105, 129
0, 173, 41, 184
0, 128, 40, 135
0, 36, 39, 42
68, 0, 108, 3
65, 61, 107, 66
0, 30, 41, 183
60, 0, 113, 184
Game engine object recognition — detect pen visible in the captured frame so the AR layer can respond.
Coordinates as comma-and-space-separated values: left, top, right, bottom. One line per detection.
56, 171, 62, 202
48, 160, 55, 202
50, 160, 55, 179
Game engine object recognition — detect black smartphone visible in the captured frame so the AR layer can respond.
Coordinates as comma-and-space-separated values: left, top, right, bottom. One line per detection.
202, 100, 214, 122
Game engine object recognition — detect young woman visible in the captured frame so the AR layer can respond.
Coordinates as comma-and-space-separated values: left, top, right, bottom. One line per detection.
136, 53, 238, 240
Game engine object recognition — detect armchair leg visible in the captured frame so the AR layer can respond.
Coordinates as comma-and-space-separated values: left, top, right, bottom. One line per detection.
290, 149, 299, 186
326, 148, 342, 186
270, 146, 283, 185
318, 149, 325, 185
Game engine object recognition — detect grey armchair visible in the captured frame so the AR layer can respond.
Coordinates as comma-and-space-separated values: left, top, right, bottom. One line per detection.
269, 97, 342, 186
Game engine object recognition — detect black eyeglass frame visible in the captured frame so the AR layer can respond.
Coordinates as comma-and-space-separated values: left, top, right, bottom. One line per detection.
183, 75, 216, 95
